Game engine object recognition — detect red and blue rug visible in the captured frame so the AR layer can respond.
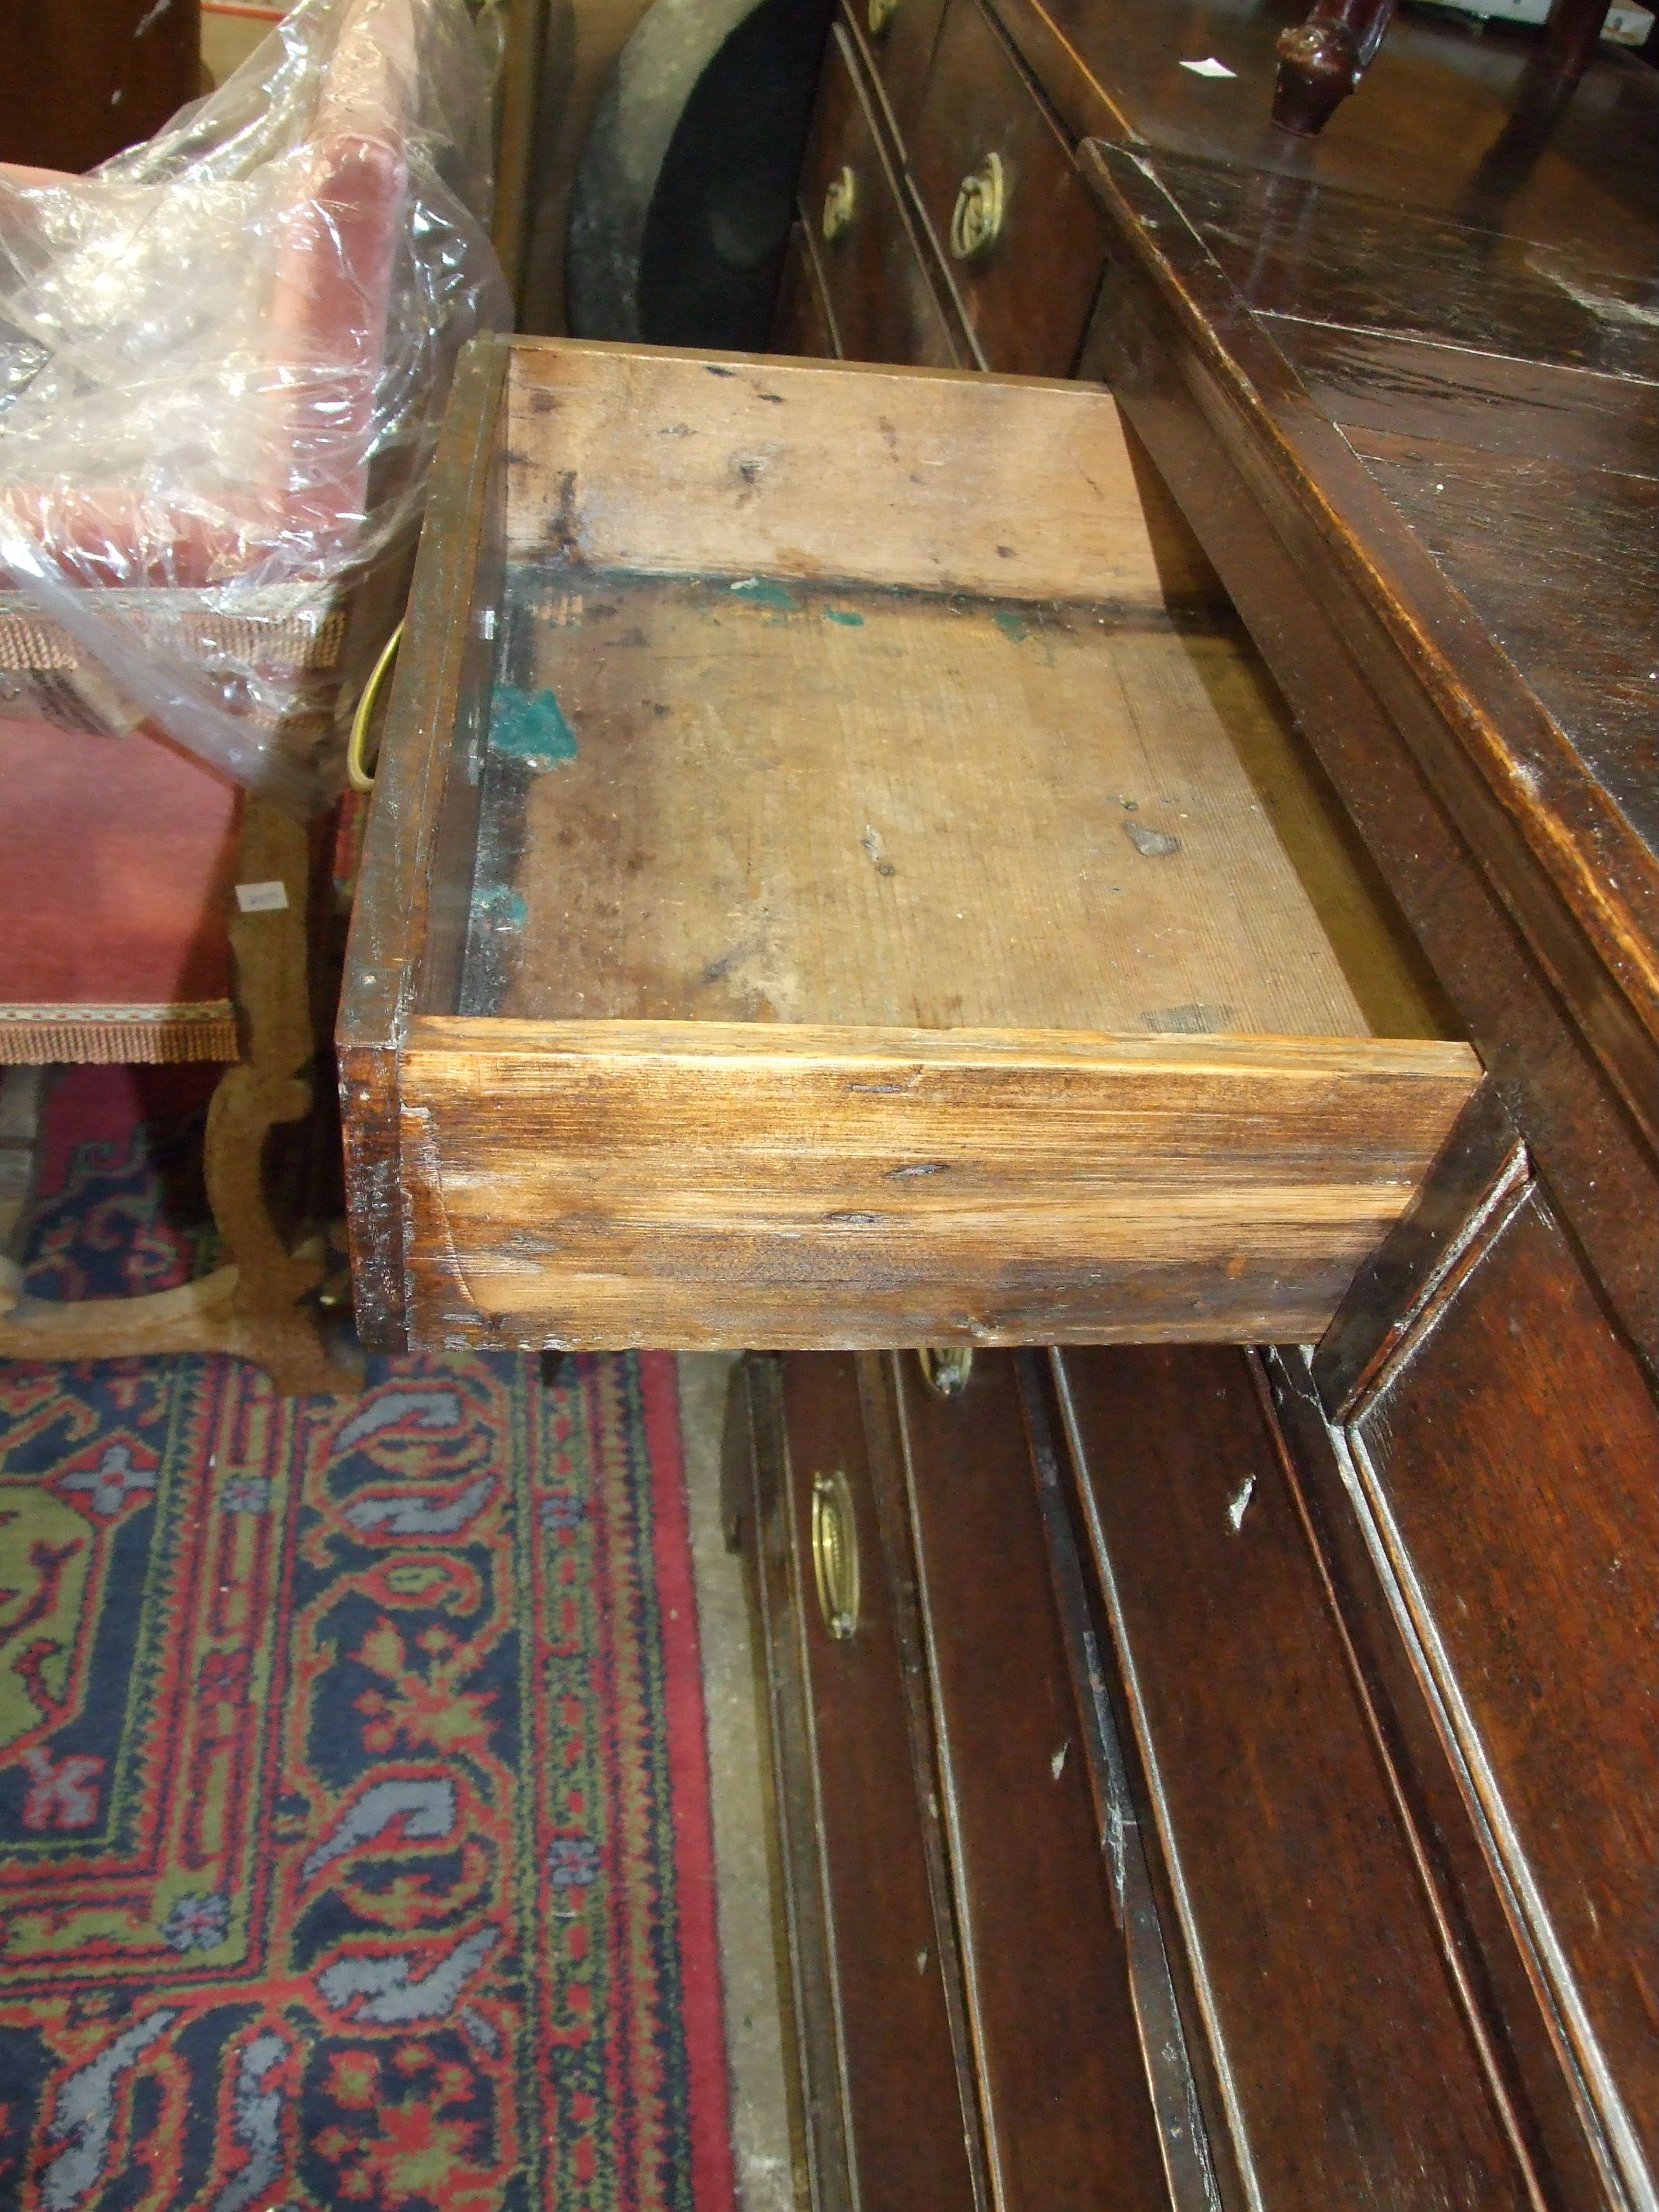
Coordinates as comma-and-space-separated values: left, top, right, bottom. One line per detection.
0, 1067, 736, 2210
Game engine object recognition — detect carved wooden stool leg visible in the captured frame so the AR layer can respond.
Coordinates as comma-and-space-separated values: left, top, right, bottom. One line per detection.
204, 795, 362, 1396
0, 796, 360, 1396
1273, 0, 1399, 134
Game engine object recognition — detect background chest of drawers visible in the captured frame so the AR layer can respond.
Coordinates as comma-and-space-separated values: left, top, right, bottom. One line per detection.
756, 2, 1659, 2207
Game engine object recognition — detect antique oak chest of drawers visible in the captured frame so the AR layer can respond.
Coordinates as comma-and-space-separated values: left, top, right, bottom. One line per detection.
339, 23, 1657, 2180
744, 3, 1657, 2204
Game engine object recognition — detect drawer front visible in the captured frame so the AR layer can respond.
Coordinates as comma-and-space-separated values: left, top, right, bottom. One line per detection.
777, 1353, 980, 2212
889, 1349, 1171, 2210
397, 1024, 1477, 1352
799, 20, 965, 367
847, 0, 951, 145
1346, 1188, 1659, 2191
773, 217, 842, 359
909, 0, 1105, 376
1055, 1344, 1541, 2210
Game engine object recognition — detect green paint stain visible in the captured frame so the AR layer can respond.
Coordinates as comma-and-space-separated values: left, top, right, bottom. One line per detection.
489, 684, 578, 763
472, 884, 527, 930
825, 607, 864, 627
994, 611, 1029, 645
729, 576, 801, 611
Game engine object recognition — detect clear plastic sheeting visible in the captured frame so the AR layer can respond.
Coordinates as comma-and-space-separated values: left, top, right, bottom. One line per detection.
0, 0, 510, 810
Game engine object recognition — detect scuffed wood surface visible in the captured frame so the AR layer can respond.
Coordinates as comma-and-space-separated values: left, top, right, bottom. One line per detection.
1349, 1188, 1659, 2191
798, 22, 969, 372
342, 336, 1476, 1351
501, 338, 1214, 606
395, 1017, 1479, 1349
337, 339, 510, 1348
471, 571, 1441, 1040
1054, 1341, 1545, 2210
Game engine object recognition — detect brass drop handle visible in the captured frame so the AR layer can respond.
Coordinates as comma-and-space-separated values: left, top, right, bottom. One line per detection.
822, 165, 857, 243
346, 616, 405, 793
810, 1472, 861, 1640
868, 0, 900, 33
950, 151, 1005, 260
918, 1348, 974, 1396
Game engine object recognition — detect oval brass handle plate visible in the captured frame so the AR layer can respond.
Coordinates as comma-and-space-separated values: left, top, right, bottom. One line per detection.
811, 1471, 860, 1640
918, 1348, 975, 1397
950, 151, 1005, 260
822, 165, 857, 242
868, 0, 899, 33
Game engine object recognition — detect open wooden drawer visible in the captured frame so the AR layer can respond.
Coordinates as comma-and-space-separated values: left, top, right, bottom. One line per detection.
339, 335, 1480, 1353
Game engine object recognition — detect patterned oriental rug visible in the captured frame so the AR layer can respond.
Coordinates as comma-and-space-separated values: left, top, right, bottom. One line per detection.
0, 1068, 736, 2211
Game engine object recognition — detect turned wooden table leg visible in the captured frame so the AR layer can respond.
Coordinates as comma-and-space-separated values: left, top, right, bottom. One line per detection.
1538, 0, 1612, 78
1273, 0, 1399, 134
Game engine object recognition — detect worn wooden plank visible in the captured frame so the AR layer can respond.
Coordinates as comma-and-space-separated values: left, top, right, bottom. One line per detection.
1052, 1341, 1546, 2212
885, 1348, 1174, 2207
1344, 425, 1659, 857
499, 336, 1216, 605
1265, 320, 1659, 480
465, 569, 1440, 1040
395, 1017, 1480, 1349
1163, 155, 1659, 383
1347, 1189, 1659, 2200
336, 335, 510, 1350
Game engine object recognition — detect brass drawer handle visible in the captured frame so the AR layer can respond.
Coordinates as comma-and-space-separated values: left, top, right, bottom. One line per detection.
918, 1348, 974, 1396
868, 0, 899, 33
950, 151, 1005, 260
811, 1471, 861, 1639
822, 165, 857, 242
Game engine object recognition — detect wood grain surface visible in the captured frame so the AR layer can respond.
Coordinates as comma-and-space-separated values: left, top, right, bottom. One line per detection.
1344, 426, 1657, 855
1079, 151, 1658, 1365
989, 0, 1656, 257
907, 0, 1106, 377
1264, 318, 1659, 479
339, 337, 510, 1351
775, 1353, 984, 2212
1053, 1341, 1546, 2211
797, 21, 969, 371
340, 337, 1473, 1351
469, 570, 1436, 1039
395, 1017, 1478, 1349
845, 0, 954, 147
1347, 1188, 1659, 2200
500, 338, 1211, 606
885, 1348, 1171, 2207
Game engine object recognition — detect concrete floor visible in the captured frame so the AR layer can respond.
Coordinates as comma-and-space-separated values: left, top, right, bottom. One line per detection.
678, 1353, 805, 2212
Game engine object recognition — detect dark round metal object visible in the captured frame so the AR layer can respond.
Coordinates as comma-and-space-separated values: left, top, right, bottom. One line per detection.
567, 0, 832, 348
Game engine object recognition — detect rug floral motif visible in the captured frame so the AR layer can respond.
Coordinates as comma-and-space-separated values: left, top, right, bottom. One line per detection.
0, 1069, 734, 2210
